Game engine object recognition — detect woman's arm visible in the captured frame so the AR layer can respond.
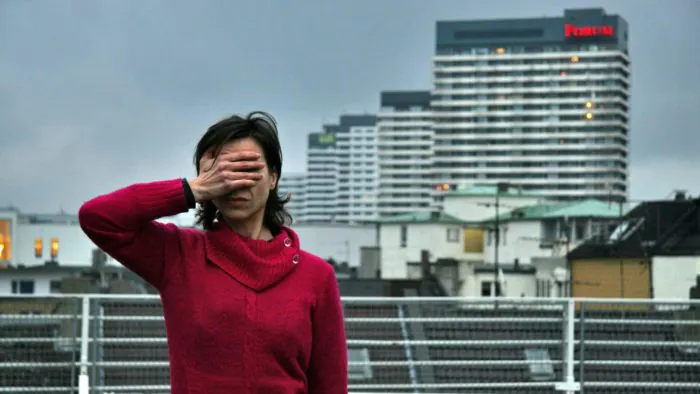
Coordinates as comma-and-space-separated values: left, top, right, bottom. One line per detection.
78, 178, 194, 291
308, 267, 348, 394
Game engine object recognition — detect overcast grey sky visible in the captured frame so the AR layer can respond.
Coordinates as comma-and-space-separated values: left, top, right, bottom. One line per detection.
1, 0, 698, 216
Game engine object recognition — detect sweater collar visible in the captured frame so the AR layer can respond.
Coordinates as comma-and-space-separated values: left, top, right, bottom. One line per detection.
204, 222, 300, 292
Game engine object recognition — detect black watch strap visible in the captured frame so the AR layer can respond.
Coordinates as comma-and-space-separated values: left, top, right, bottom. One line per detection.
182, 178, 196, 209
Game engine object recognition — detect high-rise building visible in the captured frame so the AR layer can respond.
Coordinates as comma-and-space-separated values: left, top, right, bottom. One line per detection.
303, 126, 338, 222
334, 115, 379, 223
301, 115, 378, 223
377, 91, 435, 217
278, 173, 307, 223
431, 8, 630, 202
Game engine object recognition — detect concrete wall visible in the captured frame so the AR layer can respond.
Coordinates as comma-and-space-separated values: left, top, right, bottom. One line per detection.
652, 256, 700, 300
289, 223, 377, 267
380, 223, 481, 279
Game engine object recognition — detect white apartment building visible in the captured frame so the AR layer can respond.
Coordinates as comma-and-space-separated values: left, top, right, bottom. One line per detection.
303, 126, 338, 222
0, 207, 105, 269
278, 172, 307, 223
298, 116, 378, 224
334, 115, 379, 223
377, 91, 435, 217
431, 8, 630, 202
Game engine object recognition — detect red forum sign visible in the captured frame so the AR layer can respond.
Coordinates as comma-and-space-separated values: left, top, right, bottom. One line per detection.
564, 23, 614, 38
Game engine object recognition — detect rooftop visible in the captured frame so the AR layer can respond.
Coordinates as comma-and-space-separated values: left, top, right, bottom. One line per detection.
483, 199, 632, 223
379, 211, 466, 225
568, 198, 700, 260
445, 184, 544, 198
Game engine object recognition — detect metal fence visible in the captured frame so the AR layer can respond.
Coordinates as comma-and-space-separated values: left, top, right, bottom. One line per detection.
1, 295, 699, 394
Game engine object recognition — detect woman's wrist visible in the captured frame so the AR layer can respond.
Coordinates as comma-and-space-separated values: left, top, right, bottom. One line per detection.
184, 178, 206, 205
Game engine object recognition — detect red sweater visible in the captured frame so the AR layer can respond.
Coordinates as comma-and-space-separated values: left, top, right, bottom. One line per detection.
78, 179, 348, 394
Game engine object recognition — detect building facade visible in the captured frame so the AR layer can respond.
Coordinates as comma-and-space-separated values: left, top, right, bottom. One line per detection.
334, 115, 379, 223
278, 173, 307, 223
0, 207, 102, 269
568, 197, 700, 303
432, 8, 630, 202
303, 126, 339, 222
299, 115, 378, 223
377, 91, 435, 217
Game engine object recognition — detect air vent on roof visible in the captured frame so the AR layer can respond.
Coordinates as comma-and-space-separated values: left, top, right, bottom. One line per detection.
524, 348, 555, 381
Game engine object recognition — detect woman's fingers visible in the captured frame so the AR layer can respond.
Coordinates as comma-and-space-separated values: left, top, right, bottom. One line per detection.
220, 151, 261, 163
224, 178, 258, 190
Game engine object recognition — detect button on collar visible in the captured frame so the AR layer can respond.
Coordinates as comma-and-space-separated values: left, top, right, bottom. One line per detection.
292, 254, 300, 264
284, 237, 292, 247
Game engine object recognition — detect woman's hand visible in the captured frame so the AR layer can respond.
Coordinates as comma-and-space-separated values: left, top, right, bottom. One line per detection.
188, 150, 265, 202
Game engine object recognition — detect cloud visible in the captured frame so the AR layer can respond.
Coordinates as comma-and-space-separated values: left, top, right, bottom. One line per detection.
0, 0, 698, 214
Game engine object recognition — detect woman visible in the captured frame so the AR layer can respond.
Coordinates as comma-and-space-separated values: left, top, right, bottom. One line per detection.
78, 111, 348, 394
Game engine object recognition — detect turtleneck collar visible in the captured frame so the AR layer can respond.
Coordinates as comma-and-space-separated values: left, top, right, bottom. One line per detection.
204, 221, 301, 292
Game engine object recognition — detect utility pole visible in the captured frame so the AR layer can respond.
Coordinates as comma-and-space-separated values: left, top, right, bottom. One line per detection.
618, 199, 624, 298
494, 190, 500, 298
493, 182, 509, 301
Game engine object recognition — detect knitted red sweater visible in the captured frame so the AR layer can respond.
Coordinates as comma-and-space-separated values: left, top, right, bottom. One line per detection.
78, 179, 348, 394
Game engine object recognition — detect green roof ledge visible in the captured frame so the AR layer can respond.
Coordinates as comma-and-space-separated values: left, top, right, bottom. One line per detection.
379, 211, 466, 225
482, 199, 634, 223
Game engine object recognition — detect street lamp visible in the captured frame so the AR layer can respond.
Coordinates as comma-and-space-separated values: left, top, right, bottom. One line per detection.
552, 267, 569, 298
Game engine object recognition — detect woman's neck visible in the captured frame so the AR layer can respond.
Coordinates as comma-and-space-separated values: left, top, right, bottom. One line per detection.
223, 217, 273, 241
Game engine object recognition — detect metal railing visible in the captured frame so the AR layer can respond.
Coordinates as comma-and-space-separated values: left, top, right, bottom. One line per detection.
1, 294, 699, 394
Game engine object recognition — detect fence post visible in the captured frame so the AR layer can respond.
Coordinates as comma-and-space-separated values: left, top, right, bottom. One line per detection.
555, 298, 581, 393
78, 296, 91, 394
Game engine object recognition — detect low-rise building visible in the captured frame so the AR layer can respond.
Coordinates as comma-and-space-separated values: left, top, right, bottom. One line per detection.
438, 184, 546, 222
0, 258, 153, 296
481, 199, 627, 264
378, 211, 479, 280
378, 199, 634, 298
1, 207, 102, 268
568, 196, 700, 304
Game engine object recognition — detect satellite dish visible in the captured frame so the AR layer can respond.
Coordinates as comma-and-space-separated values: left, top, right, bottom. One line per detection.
552, 267, 569, 283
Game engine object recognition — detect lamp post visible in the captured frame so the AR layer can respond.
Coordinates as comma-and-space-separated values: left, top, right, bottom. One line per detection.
553, 267, 569, 298
493, 182, 509, 299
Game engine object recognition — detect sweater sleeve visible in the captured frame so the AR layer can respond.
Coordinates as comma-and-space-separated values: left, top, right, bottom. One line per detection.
78, 179, 191, 291
308, 268, 348, 394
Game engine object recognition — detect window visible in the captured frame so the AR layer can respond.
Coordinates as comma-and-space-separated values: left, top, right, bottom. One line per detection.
348, 348, 373, 380
524, 348, 555, 381
400, 225, 407, 248
481, 281, 502, 297
536, 279, 551, 297
11, 280, 35, 294
50, 280, 62, 293
574, 221, 586, 241
34, 238, 43, 258
50, 237, 60, 259
446, 228, 460, 243
0, 219, 12, 260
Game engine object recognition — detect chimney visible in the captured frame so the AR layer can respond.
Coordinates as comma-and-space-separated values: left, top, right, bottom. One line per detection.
514, 258, 520, 270
92, 248, 107, 269
420, 250, 431, 278
689, 275, 700, 310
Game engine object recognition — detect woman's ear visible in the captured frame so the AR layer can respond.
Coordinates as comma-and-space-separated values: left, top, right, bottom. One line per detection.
269, 171, 278, 190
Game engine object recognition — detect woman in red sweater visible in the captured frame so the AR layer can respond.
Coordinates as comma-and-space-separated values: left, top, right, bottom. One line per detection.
78, 111, 348, 394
